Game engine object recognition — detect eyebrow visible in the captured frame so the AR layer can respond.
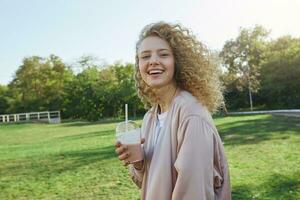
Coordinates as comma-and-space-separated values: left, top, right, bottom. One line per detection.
140, 49, 171, 54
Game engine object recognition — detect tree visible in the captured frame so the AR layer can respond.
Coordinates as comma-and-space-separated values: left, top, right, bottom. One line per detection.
259, 36, 300, 108
0, 84, 9, 114
4, 55, 146, 120
64, 67, 101, 120
220, 25, 269, 110
8, 55, 74, 113
112, 63, 144, 118
64, 60, 144, 121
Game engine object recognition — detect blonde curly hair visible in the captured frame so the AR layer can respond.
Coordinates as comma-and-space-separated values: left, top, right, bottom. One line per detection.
134, 22, 224, 113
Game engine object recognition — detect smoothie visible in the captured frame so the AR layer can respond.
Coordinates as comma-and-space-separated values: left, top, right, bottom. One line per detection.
116, 129, 143, 163
126, 143, 143, 163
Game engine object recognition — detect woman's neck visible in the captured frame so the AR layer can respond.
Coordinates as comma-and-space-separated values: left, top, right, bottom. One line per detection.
153, 82, 178, 113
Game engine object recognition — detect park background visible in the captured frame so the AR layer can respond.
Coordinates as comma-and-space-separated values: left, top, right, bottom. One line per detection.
0, 0, 299, 199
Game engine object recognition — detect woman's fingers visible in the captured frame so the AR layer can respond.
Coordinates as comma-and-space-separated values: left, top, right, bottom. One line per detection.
115, 144, 128, 155
118, 152, 130, 160
115, 141, 130, 166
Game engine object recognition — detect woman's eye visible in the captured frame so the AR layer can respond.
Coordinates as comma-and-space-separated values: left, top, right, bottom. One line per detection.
141, 55, 150, 59
160, 54, 169, 57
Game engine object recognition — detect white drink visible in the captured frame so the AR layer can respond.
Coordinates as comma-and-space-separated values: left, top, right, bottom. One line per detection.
116, 129, 143, 163
116, 105, 143, 164
117, 129, 140, 144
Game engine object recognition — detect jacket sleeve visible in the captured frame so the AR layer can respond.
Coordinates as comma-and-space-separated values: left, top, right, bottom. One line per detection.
172, 115, 214, 200
128, 162, 145, 189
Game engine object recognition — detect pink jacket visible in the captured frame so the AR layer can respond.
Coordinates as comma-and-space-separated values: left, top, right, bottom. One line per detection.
129, 90, 231, 200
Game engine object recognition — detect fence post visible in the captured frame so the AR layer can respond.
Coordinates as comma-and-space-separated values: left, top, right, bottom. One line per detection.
48, 112, 50, 123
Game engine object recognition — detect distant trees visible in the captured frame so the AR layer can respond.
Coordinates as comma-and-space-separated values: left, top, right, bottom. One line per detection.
0, 84, 9, 114
63, 57, 144, 121
259, 36, 300, 108
0, 55, 144, 120
1, 25, 299, 119
7, 55, 74, 114
220, 26, 300, 111
220, 25, 269, 110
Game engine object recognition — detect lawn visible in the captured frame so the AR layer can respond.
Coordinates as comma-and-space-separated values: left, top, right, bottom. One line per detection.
0, 115, 299, 199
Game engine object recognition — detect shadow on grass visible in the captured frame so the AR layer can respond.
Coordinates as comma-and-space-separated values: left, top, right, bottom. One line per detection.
0, 126, 117, 180
232, 173, 300, 199
265, 173, 300, 199
0, 145, 117, 181
232, 185, 253, 199
218, 115, 300, 146
57, 145, 116, 163
54, 130, 114, 141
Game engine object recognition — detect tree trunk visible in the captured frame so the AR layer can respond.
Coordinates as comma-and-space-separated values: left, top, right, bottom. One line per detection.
248, 79, 253, 111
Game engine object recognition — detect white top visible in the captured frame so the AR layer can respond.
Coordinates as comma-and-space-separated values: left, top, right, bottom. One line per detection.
152, 111, 168, 148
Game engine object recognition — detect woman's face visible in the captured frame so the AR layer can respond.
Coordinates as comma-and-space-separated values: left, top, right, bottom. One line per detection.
138, 36, 175, 89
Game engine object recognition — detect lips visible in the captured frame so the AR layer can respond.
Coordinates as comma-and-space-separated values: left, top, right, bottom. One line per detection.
147, 69, 165, 75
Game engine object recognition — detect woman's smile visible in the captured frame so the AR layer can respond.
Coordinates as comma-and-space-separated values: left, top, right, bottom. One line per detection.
138, 36, 175, 89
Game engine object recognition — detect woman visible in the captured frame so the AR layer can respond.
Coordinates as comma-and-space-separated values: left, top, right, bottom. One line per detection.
115, 22, 231, 200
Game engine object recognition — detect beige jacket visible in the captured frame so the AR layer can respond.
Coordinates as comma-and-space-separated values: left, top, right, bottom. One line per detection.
129, 90, 231, 200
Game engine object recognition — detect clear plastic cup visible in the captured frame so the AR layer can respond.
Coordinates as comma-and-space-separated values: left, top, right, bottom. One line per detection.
116, 120, 143, 163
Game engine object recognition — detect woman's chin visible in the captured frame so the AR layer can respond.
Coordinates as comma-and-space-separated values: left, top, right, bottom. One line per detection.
147, 82, 164, 89
146, 79, 175, 90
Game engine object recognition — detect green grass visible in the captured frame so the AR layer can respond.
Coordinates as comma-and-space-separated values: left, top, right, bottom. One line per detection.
0, 115, 299, 199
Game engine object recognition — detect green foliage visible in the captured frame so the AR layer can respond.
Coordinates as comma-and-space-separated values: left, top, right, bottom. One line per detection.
0, 84, 9, 114
63, 58, 144, 121
220, 26, 300, 110
0, 115, 299, 199
7, 55, 74, 113
63, 65, 105, 120
220, 25, 269, 110
1, 55, 144, 120
1, 25, 300, 116
259, 36, 300, 108
220, 25, 269, 93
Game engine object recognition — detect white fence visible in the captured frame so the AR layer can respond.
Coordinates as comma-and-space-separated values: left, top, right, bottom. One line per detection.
0, 111, 61, 124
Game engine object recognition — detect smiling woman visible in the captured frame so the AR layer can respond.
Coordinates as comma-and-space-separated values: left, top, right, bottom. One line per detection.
115, 22, 231, 200
137, 36, 176, 106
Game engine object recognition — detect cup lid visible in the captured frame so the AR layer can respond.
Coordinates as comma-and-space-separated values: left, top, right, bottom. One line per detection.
116, 120, 138, 133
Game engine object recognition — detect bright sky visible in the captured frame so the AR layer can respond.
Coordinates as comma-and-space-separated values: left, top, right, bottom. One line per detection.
1, 0, 300, 85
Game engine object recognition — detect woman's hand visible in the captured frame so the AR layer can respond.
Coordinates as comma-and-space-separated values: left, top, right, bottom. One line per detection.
115, 142, 130, 166
115, 138, 145, 167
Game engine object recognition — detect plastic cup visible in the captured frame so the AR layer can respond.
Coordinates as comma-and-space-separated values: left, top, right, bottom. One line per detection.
116, 120, 143, 163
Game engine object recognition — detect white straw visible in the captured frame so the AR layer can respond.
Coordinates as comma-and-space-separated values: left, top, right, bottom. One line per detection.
125, 104, 128, 132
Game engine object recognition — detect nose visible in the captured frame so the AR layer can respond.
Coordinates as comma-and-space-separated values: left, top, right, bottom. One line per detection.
149, 54, 159, 66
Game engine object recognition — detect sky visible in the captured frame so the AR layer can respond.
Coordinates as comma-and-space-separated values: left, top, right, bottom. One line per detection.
1, 0, 300, 85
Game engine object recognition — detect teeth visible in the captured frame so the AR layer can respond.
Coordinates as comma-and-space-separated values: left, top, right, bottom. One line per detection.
149, 69, 163, 75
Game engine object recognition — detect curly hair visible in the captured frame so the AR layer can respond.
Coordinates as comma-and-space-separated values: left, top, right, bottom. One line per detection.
134, 22, 224, 113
